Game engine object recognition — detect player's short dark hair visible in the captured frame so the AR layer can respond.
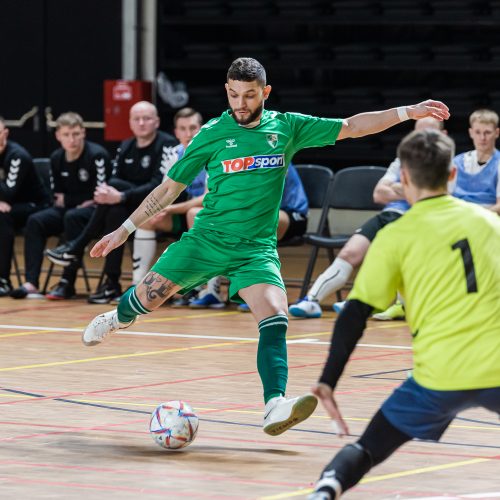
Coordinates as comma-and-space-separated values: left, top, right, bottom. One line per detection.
227, 58, 266, 86
173, 107, 203, 127
398, 129, 455, 190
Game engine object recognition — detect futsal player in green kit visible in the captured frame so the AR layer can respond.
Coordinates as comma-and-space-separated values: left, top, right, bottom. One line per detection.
82, 58, 449, 436
309, 129, 500, 499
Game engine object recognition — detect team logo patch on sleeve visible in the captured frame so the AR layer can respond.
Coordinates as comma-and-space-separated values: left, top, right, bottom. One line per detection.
222, 154, 285, 173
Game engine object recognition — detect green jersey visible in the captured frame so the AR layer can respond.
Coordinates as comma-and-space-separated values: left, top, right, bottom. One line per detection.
167, 109, 343, 244
350, 195, 500, 391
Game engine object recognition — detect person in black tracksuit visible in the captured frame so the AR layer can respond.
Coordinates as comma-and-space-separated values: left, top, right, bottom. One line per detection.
0, 116, 50, 296
10, 112, 112, 299
46, 101, 177, 303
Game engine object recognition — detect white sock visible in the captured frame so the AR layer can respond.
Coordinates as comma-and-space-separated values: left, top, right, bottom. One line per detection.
308, 257, 353, 302
132, 229, 157, 285
206, 276, 222, 299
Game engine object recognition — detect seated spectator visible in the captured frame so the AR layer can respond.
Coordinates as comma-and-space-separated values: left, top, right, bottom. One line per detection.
452, 108, 500, 214
188, 163, 309, 309
10, 112, 111, 299
289, 117, 444, 319
375, 108, 500, 320
131, 107, 206, 285
45, 101, 177, 303
0, 116, 50, 296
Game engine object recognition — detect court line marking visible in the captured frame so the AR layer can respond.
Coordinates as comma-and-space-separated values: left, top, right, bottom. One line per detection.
0, 459, 309, 489
0, 475, 242, 499
1, 392, 496, 433
0, 393, 497, 434
0, 340, 252, 372
409, 493, 500, 499
0, 323, 412, 350
3, 387, 500, 452
259, 458, 496, 499
0, 345, 407, 374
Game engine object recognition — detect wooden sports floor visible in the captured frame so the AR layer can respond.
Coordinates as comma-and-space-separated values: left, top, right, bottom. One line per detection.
1, 249, 499, 499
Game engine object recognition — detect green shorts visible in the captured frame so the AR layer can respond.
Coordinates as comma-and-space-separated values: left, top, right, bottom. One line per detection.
150, 228, 285, 302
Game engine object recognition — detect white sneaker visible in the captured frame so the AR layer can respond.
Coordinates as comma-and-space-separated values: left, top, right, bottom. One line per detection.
82, 309, 135, 346
263, 394, 318, 436
308, 476, 342, 500
288, 298, 322, 319
332, 301, 346, 314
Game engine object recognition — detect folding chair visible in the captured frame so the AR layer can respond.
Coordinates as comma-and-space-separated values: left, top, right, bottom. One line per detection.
283, 164, 335, 247
299, 165, 386, 298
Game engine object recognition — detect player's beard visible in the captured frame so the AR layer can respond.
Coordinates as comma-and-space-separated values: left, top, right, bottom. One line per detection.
230, 100, 264, 126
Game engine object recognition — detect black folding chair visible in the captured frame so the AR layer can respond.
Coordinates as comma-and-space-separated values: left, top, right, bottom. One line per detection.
299, 165, 386, 298
278, 164, 335, 250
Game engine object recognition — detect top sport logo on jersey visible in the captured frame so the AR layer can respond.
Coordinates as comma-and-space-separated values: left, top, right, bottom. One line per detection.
222, 154, 285, 173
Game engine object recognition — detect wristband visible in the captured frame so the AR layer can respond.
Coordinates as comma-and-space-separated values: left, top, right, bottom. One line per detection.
396, 106, 410, 122
122, 218, 136, 235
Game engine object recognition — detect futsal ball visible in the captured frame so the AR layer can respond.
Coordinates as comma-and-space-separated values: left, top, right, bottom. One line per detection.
149, 400, 199, 450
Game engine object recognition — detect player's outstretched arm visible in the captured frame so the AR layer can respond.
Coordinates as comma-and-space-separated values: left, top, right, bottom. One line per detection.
337, 99, 450, 140
90, 177, 186, 258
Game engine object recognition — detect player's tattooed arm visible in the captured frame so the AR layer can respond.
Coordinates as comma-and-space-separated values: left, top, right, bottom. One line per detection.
90, 178, 187, 259
129, 177, 187, 227
144, 193, 164, 218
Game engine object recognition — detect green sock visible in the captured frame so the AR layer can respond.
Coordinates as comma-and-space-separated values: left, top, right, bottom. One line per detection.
117, 286, 151, 324
257, 314, 288, 403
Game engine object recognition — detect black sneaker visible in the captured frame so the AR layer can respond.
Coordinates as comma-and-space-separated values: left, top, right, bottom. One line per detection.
0, 278, 13, 297
10, 284, 44, 299
45, 243, 79, 267
46, 280, 76, 300
88, 280, 122, 304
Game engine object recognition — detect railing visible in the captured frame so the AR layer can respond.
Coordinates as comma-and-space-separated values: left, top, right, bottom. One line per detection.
3, 106, 105, 130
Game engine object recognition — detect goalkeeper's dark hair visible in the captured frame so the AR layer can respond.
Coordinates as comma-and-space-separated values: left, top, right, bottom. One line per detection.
398, 129, 454, 190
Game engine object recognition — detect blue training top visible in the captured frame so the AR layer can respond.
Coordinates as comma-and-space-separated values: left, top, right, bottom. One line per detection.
176, 145, 207, 198
453, 149, 499, 206
280, 163, 309, 215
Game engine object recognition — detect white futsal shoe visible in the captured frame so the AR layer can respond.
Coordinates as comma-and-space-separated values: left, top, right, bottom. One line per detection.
288, 298, 322, 319
263, 394, 318, 436
82, 309, 135, 346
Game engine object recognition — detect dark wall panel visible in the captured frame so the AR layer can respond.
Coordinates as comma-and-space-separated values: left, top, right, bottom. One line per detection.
0, 0, 122, 156
0, 0, 45, 152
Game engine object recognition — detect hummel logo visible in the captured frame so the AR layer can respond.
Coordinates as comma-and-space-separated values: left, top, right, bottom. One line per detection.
103, 289, 116, 297
226, 138, 237, 148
